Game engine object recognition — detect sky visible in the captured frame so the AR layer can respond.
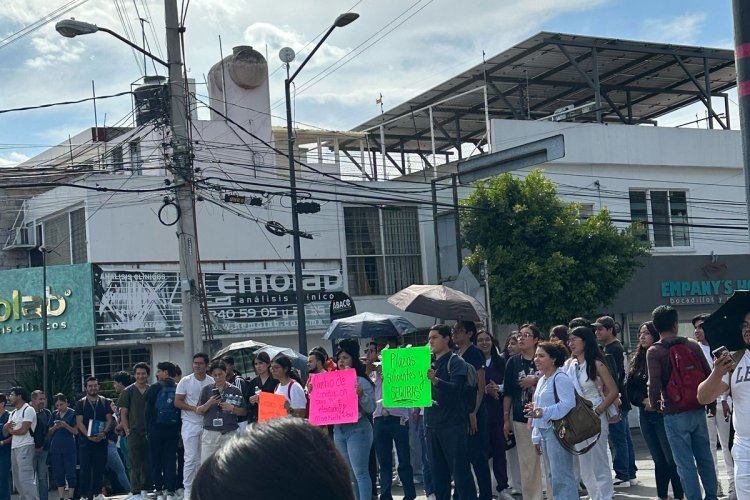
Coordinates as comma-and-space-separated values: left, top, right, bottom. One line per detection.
0, 0, 739, 167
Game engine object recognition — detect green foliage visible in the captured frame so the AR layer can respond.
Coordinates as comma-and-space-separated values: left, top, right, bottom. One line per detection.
13, 352, 77, 405
461, 170, 650, 329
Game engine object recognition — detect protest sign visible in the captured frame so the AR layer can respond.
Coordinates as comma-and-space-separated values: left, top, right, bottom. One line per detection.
382, 346, 432, 407
308, 368, 359, 426
258, 391, 288, 422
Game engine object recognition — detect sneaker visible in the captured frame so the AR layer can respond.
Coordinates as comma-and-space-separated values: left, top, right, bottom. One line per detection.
613, 480, 631, 488
140, 491, 150, 499
628, 478, 640, 487
157, 494, 166, 500
166, 495, 176, 500
499, 490, 515, 500
93, 495, 106, 500
427, 495, 437, 500
511, 489, 522, 496
175, 488, 185, 499
183, 489, 191, 500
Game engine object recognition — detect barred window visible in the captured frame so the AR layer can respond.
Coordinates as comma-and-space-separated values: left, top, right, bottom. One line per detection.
628, 189, 690, 248
345, 206, 422, 295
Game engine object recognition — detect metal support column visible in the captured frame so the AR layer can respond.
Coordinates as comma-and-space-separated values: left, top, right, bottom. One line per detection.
429, 107, 437, 177
591, 48, 603, 123
724, 93, 732, 129
704, 57, 714, 129
431, 180, 441, 282
732, 0, 750, 244
452, 174, 462, 272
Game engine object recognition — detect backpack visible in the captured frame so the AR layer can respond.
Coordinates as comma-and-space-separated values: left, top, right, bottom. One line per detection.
33, 408, 51, 448
155, 384, 180, 425
447, 353, 478, 414
665, 342, 706, 412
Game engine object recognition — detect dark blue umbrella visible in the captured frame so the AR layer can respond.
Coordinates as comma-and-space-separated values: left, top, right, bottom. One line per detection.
323, 312, 417, 340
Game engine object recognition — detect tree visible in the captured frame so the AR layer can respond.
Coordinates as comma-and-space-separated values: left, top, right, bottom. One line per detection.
13, 352, 77, 405
461, 169, 650, 329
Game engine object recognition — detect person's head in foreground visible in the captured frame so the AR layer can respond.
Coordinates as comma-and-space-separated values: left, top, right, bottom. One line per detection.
191, 417, 355, 500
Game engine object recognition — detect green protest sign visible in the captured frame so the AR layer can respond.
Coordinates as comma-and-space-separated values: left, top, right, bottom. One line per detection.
382, 346, 432, 407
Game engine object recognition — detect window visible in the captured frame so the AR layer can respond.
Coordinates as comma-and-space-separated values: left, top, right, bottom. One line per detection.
577, 203, 594, 221
129, 141, 142, 174
628, 190, 690, 247
344, 206, 422, 295
41, 208, 87, 265
109, 145, 124, 171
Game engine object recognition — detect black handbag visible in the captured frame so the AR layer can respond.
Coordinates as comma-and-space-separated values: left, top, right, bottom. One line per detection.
551, 376, 601, 455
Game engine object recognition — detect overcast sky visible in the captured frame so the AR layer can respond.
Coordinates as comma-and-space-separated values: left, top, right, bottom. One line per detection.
0, 0, 738, 167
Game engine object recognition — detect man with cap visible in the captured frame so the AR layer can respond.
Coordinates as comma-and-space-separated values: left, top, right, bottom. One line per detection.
594, 315, 637, 488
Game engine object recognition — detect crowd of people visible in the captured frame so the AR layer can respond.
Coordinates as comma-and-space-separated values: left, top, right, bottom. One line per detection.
0, 302, 746, 500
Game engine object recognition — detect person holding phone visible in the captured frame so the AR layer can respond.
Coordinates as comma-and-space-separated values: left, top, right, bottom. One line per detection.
49, 394, 78, 500
195, 361, 247, 465
698, 311, 750, 500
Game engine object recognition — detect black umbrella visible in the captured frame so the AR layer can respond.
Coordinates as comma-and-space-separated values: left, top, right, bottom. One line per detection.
702, 290, 750, 352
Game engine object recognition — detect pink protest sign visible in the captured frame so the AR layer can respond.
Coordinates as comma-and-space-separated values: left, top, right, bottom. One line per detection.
308, 368, 359, 426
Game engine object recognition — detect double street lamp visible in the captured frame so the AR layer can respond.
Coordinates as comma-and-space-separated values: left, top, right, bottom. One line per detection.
281, 12, 358, 356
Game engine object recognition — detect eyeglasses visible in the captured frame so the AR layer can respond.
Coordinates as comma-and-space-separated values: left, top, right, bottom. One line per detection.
518, 333, 535, 338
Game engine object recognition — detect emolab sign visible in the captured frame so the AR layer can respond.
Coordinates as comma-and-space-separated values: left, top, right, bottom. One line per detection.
0, 263, 95, 353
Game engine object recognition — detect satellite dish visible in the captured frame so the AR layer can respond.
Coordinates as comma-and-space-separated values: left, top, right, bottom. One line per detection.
279, 47, 295, 63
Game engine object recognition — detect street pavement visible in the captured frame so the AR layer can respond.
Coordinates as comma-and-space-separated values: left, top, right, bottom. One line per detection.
17, 430, 732, 499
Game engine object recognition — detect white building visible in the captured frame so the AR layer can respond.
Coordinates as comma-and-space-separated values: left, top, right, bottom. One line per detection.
1, 32, 745, 387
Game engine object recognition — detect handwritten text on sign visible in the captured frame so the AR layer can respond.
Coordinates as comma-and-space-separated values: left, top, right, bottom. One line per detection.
258, 391, 288, 423
308, 368, 359, 426
382, 346, 432, 407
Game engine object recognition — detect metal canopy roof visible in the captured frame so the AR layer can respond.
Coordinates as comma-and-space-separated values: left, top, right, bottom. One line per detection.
346, 31, 736, 164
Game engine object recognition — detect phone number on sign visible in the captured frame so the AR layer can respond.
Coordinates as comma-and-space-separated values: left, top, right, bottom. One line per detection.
210, 304, 326, 320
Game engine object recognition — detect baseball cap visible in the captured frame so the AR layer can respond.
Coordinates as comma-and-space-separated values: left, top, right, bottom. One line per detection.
592, 316, 615, 329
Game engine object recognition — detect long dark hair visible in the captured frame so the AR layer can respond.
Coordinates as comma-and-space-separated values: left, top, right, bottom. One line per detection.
271, 355, 302, 384
477, 330, 503, 368
502, 332, 518, 358
192, 418, 355, 500
570, 326, 606, 382
336, 339, 372, 385
628, 321, 660, 378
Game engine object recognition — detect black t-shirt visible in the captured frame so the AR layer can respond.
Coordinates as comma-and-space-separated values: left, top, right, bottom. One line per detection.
604, 340, 632, 411
459, 344, 485, 412
35, 408, 52, 450
424, 353, 467, 429
246, 375, 279, 423
503, 353, 537, 423
74, 396, 113, 446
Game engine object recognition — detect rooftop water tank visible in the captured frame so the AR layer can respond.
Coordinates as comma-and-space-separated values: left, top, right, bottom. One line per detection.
133, 75, 168, 125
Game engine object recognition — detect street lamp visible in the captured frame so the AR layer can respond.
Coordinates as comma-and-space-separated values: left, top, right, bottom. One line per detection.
281, 11, 358, 356
55, 19, 169, 67
54, 1, 205, 360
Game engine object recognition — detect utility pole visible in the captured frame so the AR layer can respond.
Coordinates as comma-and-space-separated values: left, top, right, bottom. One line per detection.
732, 0, 750, 245
164, 0, 203, 355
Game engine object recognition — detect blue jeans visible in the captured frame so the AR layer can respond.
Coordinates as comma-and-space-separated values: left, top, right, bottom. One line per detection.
374, 416, 416, 500
334, 418, 374, 500
34, 449, 49, 500
609, 409, 637, 480
539, 427, 578, 500
664, 410, 718, 500
426, 424, 476, 500
0, 451, 9, 500
639, 409, 683, 499
107, 441, 131, 494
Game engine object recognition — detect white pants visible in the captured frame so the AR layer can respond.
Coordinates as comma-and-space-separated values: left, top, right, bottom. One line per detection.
578, 414, 613, 500
732, 436, 750, 500
181, 421, 203, 493
506, 442, 522, 491
200, 429, 236, 465
707, 412, 735, 495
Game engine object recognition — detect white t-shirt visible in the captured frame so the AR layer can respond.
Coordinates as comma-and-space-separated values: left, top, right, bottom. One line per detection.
176, 373, 215, 425
10, 404, 36, 449
724, 350, 750, 439
275, 381, 307, 410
